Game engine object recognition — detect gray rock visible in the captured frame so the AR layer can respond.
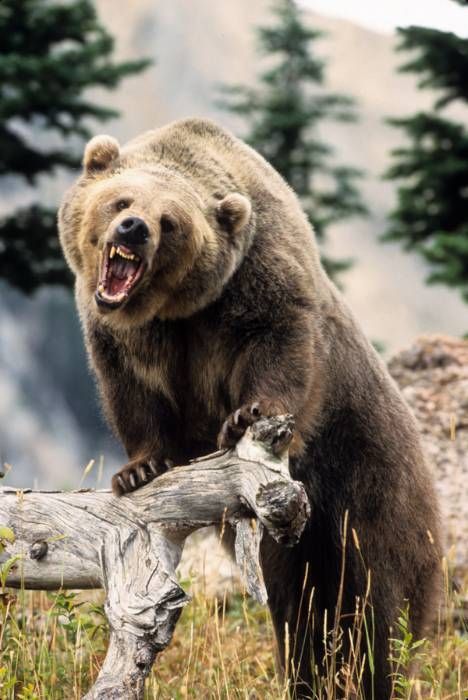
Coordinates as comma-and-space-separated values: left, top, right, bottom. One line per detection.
389, 335, 468, 575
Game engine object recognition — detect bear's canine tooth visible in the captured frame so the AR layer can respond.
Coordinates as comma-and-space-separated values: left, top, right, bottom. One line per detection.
98, 283, 105, 294
110, 245, 116, 259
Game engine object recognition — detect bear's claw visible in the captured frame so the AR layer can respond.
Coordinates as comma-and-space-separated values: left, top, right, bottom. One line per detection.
218, 400, 286, 451
111, 457, 169, 496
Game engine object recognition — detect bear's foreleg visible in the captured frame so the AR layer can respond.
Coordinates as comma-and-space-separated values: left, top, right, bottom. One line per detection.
217, 321, 319, 456
108, 384, 181, 496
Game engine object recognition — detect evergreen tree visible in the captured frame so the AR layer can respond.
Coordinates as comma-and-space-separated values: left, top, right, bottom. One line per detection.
0, 0, 150, 293
219, 0, 367, 282
385, 0, 468, 302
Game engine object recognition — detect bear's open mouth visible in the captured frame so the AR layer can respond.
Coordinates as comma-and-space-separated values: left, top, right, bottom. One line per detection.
95, 243, 146, 310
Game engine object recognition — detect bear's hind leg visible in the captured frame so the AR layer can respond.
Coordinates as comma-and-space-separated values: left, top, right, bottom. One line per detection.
261, 537, 319, 699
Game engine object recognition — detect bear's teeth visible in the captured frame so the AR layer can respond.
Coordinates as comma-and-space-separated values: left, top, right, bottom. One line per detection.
115, 245, 136, 261
98, 283, 105, 293
110, 246, 116, 259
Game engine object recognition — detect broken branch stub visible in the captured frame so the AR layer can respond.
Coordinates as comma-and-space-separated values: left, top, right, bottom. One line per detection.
0, 415, 310, 699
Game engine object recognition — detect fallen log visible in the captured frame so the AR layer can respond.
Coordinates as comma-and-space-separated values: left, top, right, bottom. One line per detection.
0, 415, 310, 700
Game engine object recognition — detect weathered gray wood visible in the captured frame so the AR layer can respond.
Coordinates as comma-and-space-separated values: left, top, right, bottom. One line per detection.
0, 416, 310, 699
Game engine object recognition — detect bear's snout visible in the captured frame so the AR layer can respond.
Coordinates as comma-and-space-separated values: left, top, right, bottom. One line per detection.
115, 216, 149, 246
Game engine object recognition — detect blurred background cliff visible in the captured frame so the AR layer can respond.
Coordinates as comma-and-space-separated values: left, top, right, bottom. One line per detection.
0, 0, 467, 488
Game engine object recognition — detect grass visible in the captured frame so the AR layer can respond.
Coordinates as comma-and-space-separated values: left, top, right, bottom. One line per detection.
0, 562, 466, 700
0, 473, 466, 698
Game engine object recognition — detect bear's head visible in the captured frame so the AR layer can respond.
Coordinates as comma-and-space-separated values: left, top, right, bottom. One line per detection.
58, 132, 253, 327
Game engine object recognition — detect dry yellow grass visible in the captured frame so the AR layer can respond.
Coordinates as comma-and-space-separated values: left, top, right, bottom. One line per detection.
0, 562, 466, 699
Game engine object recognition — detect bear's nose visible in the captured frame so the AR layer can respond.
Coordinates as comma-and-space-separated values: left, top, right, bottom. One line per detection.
115, 216, 149, 245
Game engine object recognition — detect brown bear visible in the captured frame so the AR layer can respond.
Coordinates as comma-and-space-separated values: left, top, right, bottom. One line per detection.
58, 118, 442, 698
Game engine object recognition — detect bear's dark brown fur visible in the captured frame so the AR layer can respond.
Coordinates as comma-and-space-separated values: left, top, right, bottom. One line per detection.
59, 118, 442, 698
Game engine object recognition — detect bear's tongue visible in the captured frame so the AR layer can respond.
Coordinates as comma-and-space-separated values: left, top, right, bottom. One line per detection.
107, 256, 140, 296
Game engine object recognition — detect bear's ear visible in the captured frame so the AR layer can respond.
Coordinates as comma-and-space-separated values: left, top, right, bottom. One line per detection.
216, 193, 251, 235
83, 135, 120, 174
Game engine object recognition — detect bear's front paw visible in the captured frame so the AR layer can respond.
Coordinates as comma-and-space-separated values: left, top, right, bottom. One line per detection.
111, 457, 172, 496
218, 400, 286, 451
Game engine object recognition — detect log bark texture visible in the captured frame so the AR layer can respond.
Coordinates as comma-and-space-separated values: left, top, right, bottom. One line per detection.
0, 416, 310, 700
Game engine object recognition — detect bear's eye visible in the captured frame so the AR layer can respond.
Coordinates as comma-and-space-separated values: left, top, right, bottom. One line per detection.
160, 215, 175, 234
115, 199, 131, 212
